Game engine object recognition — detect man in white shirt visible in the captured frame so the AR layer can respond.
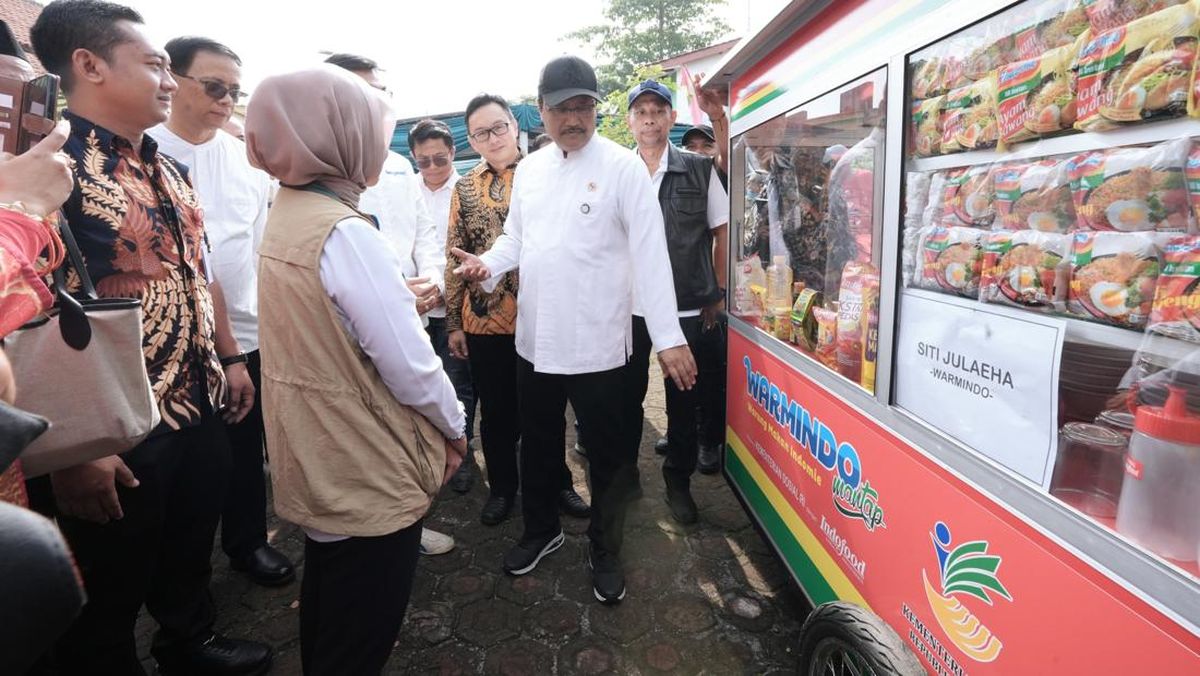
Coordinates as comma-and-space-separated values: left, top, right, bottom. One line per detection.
453, 56, 697, 605
625, 79, 730, 526
148, 36, 295, 588
410, 118, 477, 494
325, 53, 458, 557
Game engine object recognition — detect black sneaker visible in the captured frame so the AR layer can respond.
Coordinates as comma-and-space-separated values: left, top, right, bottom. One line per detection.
502, 530, 564, 576
481, 494, 515, 526
588, 546, 626, 604
654, 436, 669, 456
559, 488, 591, 518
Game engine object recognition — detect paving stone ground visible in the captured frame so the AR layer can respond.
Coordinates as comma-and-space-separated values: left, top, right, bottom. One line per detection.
136, 369, 812, 674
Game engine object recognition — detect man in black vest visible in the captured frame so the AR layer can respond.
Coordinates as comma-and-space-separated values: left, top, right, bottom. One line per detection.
625, 79, 729, 524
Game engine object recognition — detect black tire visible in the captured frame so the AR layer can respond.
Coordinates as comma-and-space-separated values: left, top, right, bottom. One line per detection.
798, 601, 926, 676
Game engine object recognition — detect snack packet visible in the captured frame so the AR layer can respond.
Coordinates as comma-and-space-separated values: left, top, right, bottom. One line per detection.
994, 158, 1077, 232
920, 226, 986, 298
813, 305, 839, 369
836, 262, 876, 384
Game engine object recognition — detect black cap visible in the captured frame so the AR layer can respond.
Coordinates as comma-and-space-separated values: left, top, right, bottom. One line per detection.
538, 56, 601, 107
682, 124, 715, 144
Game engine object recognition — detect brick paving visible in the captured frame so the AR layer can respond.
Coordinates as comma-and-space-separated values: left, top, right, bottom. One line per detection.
137, 371, 812, 674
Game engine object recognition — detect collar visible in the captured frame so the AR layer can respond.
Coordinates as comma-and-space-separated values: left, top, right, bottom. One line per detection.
64, 110, 158, 164
481, 153, 523, 176
421, 170, 460, 194
558, 133, 600, 162
664, 144, 688, 174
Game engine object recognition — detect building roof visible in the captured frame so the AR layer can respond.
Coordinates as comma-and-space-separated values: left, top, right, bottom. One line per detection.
0, 0, 44, 73
651, 38, 739, 70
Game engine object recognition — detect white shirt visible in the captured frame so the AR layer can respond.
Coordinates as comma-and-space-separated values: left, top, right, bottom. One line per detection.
479, 134, 687, 374
149, 125, 271, 352
639, 145, 730, 318
306, 215, 466, 542
360, 152, 445, 311
417, 170, 460, 319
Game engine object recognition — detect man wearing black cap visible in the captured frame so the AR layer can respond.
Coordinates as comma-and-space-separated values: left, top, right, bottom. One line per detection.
682, 124, 717, 157
452, 56, 696, 604
624, 78, 730, 525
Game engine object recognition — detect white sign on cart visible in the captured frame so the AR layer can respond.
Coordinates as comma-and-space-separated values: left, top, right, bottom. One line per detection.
895, 290, 1065, 488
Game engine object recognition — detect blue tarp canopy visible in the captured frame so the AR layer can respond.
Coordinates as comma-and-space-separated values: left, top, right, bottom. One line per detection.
390, 102, 695, 173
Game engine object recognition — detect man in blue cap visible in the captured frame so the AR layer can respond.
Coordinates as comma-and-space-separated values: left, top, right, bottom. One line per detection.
625, 77, 730, 525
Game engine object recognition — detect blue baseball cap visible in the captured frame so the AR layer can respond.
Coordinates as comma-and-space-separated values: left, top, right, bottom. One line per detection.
627, 79, 673, 107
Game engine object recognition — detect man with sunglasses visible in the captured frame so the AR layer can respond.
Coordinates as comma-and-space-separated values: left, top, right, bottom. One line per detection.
149, 36, 297, 589
410, 118, 478, 496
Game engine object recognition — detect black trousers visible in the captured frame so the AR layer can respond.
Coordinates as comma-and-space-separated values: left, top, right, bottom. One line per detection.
664, 316, 727, 486
51, 415, 231, 675
622, 316, 654, 457
517, 357, 632, 554
468, 333, 572, 498
299, 520, 422, 676
220, 349, 268, 560
425, 317, 476, 441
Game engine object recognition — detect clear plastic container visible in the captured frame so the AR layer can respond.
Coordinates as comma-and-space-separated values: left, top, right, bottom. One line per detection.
766, 255, 793, 313
1050, 422, 1127, 519
1115, 387, 1200, 563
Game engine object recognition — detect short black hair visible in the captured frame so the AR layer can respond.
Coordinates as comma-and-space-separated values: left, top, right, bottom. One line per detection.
408, 119, 454, 151
31, 0, 144, 92
464, 93, 513, 129
324, 53, 378, 73
164, 36, 241, 75
530, 133, 554, 151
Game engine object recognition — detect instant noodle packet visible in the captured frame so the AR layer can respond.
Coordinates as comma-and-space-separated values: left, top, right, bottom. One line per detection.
996, 45, 1080, 149
1075, 2, 1199, 131
980, 229, 1071, 309
920, 226, 986, 298
1067, 230, 1163, 328
1187, 141, 1200, 224
912, 96, 944, 157
1148, 233, 1200, 340
940, 85, 974, 154
955, 78, 1000, 150
1068, 137, 1193, 232
1082, 0, 1189, 33
836, 262, 876, 384
994, 158, 1077, 232
943, 164, 996, 228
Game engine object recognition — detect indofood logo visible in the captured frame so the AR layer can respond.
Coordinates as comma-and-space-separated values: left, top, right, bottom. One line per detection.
922, 522, 1012, 663
743, 357, 886, 531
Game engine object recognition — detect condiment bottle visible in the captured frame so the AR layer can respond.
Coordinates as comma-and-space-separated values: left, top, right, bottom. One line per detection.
766, 255, 793, 313
1050, 422, 1127, 519
1115, 386, 1200, 562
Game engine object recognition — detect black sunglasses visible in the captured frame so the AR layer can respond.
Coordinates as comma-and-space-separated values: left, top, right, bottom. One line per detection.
415, 155, 452, 169
173, 71, 244, 102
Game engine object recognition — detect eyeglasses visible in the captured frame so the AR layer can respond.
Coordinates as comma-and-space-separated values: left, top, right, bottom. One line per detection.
415, 154, 452, 169
173, 72, 244, 102
468, 121, 511, 142
547, 101, 596, 117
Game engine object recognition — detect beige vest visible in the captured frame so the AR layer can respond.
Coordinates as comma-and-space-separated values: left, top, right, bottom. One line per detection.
258, 186, 445, 537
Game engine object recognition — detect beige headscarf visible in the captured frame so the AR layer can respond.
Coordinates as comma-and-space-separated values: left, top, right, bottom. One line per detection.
245, 65, 395, 207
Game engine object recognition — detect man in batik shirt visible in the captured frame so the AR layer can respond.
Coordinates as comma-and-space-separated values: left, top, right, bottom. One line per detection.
30, 2, 270, 673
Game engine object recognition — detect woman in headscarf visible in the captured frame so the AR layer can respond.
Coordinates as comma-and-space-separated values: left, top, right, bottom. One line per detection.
245, 65, 467, 675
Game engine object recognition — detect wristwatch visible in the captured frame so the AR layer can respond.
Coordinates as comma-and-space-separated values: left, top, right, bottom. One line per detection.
219, 352, 248, 368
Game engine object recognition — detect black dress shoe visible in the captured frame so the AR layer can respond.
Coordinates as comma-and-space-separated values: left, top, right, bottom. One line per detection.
155, 633, 272, 675
449, 450, 476, 494
559, 488, 591, 518
588, 545, 626, 604
664, 483, 698, 525
697, 443, 721, 475
481, 495, 514, 525
230, 544, 295, 587
654, 436, 669, 456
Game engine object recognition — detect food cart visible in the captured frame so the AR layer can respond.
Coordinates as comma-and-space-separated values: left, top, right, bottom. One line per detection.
705, 0, 1200, 672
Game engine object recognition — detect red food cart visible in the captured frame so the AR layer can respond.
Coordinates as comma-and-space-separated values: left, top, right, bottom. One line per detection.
706, 0, 1200, 672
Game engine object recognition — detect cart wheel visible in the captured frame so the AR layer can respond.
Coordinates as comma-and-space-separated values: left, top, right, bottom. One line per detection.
798, 601, 925, 676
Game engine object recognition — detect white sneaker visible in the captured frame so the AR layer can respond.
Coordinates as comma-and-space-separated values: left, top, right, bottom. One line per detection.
419, 528, 455, 556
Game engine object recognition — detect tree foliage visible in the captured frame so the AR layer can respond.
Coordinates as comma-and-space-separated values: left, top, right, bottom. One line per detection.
565, 0, 731, 95
595, 64, 668, 147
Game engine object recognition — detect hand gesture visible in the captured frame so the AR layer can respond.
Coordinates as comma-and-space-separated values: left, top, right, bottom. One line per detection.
50, 455, 140, 524
442, 435, 468, 487
692, 73, 726, 121
448, 330, 469, 360
222, 362, 256, 423
406, 276, 443, 314
450, 247, 492, 282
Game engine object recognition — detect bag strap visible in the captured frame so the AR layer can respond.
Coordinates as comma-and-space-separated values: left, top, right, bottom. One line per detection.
50, 212, 95, 351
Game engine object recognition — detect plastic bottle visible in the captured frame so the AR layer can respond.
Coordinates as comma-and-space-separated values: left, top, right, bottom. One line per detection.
1115, 386, 1200, 562
766, 255, 793, 313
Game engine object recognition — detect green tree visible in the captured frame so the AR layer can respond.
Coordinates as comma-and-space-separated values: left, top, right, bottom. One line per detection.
565, 0, 731, 96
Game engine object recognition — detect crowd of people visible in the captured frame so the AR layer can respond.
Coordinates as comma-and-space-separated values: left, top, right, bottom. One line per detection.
0, 0, 731, 673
